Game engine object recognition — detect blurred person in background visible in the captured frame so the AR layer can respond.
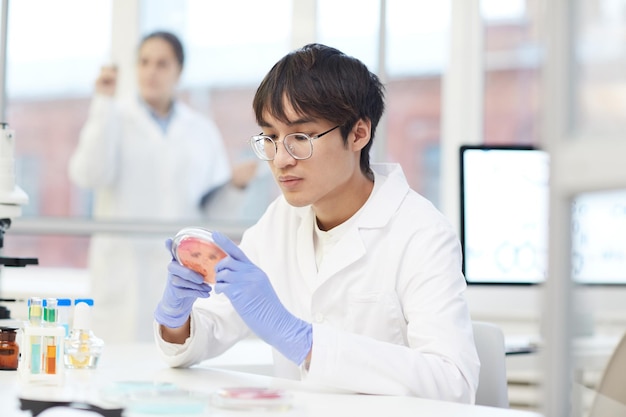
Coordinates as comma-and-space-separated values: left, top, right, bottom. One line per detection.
69, 31, 231, 343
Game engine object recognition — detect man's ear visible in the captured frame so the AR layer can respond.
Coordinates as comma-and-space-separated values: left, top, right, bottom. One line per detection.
350, 118, 372, 152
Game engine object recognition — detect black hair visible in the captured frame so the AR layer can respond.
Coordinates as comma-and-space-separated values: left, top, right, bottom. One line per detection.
253, 43, 385, 177
139, 31, 185, 68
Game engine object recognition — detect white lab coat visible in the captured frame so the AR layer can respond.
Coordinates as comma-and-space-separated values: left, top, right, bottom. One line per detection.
69, 95, 231, 343
155, 163, 480, 403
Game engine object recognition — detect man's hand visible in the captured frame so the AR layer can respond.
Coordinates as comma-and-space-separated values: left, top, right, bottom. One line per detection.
154, 239, 212, 329
212, 232, 312, 365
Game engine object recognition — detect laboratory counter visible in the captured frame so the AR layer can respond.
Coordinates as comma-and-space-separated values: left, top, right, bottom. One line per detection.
0, 340, 544, 417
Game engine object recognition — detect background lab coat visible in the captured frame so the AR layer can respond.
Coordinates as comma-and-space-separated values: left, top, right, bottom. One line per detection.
156, 163, 480, 403
69, 95, 231, 343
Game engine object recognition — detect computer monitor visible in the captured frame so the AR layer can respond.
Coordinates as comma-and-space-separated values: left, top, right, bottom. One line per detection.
459, 144, 626, 285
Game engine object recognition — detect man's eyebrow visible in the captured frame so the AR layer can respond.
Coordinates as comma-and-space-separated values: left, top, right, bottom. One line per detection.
258, 116, 317, 129
286, 116, 316, 126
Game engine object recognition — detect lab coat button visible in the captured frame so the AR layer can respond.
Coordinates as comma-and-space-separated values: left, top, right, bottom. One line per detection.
314, 313, 324, 323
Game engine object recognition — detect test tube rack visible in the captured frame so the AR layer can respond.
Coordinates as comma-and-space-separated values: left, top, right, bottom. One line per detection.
19, 323, 65, 384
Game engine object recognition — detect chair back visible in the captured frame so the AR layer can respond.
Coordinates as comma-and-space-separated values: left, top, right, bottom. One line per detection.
472, 321, 509, 408
588, 332, 626, 417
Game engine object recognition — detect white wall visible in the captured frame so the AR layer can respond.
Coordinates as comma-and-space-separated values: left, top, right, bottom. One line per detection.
466, 284, 626, 340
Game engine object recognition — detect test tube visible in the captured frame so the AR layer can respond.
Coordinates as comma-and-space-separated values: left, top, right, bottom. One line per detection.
43, 298, 58, 324
28, 297, 43, 374
57, 298, 72, 337
43, 298, 58, 374
28, 297, 43, 324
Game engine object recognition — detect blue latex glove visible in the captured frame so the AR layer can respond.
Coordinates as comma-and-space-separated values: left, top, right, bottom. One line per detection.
212, 232, 312, 365
154, 239, 212, 328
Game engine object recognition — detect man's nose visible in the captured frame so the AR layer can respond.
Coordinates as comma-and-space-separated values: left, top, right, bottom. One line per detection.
272, 139, 296, 168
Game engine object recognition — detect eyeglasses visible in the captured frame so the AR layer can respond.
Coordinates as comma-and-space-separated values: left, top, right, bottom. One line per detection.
249, 125, 341, 161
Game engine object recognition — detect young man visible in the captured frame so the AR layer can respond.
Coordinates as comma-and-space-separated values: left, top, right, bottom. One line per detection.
153, 43, 480, 403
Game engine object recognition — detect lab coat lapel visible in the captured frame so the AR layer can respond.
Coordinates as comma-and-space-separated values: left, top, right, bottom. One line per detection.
316, 164, 409, 287
294, 205, 366, 292
296, 207, 317, 292
296, 205, 365, 292
316, 227, 366, 286
295, 164, 409, 291
131, 97, 170, 140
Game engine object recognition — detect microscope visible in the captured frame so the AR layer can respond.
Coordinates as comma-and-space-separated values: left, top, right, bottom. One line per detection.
0, 122, 38, 320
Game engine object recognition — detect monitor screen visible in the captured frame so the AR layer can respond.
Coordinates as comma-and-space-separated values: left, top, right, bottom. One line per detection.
459, 145, 626, 285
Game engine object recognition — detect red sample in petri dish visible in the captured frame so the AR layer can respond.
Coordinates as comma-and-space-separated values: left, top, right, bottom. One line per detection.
171, 228, 227, 284
211, 387, 292, 411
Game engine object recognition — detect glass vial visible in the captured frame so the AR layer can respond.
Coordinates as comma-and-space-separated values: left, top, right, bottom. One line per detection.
43, 298, 59, 375
27, 297, 43, 374
0, 327, 19, 370
64, 301, 104, 369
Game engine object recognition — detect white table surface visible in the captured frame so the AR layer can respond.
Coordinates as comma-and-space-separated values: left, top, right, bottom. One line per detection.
1, 340, 544, 417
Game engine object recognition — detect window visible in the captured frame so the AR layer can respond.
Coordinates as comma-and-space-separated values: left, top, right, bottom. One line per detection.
5, 0, 112, 269
575, 0, 626, 137
5, 1, 458, 283
482, 0, 542, 146
318, 0, 451, 207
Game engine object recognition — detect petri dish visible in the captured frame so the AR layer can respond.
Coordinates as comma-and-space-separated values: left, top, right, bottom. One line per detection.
171, 228, 227, 284
124, 388, 209, 415
210, 387, 292, 411
100, 381, 179, 403
100, 381, 208, 415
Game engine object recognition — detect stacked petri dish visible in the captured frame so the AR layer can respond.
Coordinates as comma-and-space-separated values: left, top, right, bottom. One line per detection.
171, 228, 227, 284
